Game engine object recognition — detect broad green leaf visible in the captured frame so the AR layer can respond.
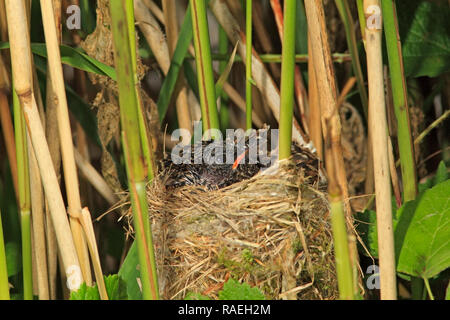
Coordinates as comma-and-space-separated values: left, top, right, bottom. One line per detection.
356, 202, 400, 259
396, 180, 450, 279
5, 242, 20, 277
218, 278, 265, 300
118, 241, 143, 300
358, 163, 449, 260
70, 282, 100, 300
104, 274, 128, 300
418, 161, 448, 194
397, 1, 450, 77
433, 161, 449, 186
69, 275, 127, 300
355, 210, 379, 257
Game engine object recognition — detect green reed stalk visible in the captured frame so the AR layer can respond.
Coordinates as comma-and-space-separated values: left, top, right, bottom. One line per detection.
13, 87, 32, 300
190, 0, 220, 136
126, 0, 155, 180
330, 195, 354, 299
110, 0, 159, 300
381, 0, 417, 202
278, 0, 296, 160
245, 0, 252, 130
335, 0, 368, 118
218, 25, 230, 131
382, 0, 419, 298
356, 0, 366, 42
0, 209, 10, 300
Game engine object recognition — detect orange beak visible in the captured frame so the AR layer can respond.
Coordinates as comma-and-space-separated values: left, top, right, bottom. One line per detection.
232, 149, 248, 170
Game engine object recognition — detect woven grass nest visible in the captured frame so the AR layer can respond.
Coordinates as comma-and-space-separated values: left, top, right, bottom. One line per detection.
123, 155, 338, 300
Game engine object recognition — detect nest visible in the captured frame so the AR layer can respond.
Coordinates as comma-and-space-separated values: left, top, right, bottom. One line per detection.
123, 159, 338, 300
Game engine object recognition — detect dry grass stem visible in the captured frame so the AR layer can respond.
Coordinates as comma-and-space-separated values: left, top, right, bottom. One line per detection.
40, 0, 92, 285
363, 0, 397, 300
5, 0, 81, 289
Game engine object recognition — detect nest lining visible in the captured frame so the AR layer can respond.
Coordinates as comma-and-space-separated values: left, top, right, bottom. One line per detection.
124, 159, 338, 300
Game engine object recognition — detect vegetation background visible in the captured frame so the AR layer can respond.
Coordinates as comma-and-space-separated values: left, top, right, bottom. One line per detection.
0, 0, 448, 300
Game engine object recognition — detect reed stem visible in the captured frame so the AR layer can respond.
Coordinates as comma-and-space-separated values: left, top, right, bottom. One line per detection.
40, 0, 92, 286
278, 0, 296, 160
0, 209, 9, 300
13, 87, 33, 300
28, 136, 49, 300
335, 0, 368, 118
128, 0, 156, 180
161, 0, 193, 134
363, 0, 397, 300
218, 25, 230, 131
6, 0, 82, 293
304, 0, 350, 212
381, 0, 417, 202
245, 0, 252, 130
190, 0, 220, 135
110, 0, 159, 300
330, 196, 354, 299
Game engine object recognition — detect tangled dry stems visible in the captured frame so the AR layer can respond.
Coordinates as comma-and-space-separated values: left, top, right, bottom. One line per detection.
123, 159, 338, 300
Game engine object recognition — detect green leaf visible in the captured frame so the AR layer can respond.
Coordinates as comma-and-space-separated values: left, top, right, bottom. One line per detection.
0, 42, 116, 80
215, 41, 239, 97
397, 1, 450, 77
33, 43, 116, 80
247, 77, 257, 86
118, 241, 143, 300
433, 161, 449, 186
218, 278, 265, 300
104, 274, 128, 300
418, 177, 435, 194
5, 242, 20, 277
184, 292, 211, 300
79, 0, 96, 35
446, 281, 450, 300
69, 275, 128, 300
295, 0, 308, 55
157, 4, 193, 123
355, 207, 401, 258
418, 161, 448, 194
396, 180, 450, 279
358, 163, 449, 260
70, 282, 100, 300
355, 210, 378, 257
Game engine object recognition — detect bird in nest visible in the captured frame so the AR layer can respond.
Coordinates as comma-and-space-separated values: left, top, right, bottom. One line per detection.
161, 132, 322, 190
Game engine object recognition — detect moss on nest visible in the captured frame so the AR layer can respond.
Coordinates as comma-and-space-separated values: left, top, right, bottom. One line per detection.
124, 159, 338, 300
